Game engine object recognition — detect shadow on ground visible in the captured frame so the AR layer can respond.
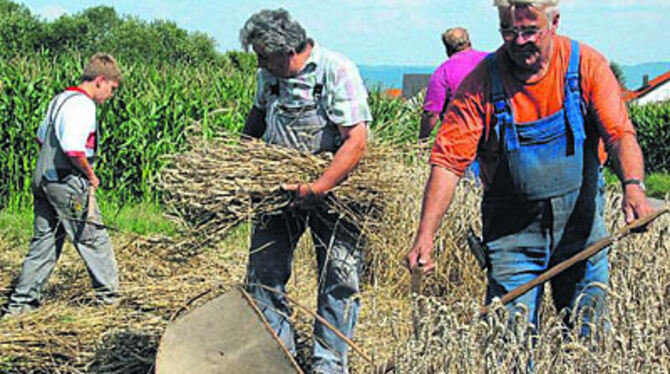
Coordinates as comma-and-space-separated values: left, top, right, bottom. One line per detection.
88, 329, 160, 374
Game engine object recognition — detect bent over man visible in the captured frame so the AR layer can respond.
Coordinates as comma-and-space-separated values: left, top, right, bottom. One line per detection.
406, 0, 653, 335
4, 53, 122, 316
239, 9, 372, 374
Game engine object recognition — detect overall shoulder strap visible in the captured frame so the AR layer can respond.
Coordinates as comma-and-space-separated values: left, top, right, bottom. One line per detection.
563, 39, 586, 146
565, 39, 581, 93
486, 54, 519, 151
486, 54, 506, 107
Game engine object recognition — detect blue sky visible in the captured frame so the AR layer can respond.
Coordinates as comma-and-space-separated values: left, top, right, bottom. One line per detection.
19, 0, 670, 67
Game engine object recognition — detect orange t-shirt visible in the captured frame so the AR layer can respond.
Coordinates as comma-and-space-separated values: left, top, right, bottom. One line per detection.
430, 35, 635, 188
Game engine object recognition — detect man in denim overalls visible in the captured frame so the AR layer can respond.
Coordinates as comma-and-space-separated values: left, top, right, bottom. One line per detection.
406, 0, 654, 336
239, 9, 372, 374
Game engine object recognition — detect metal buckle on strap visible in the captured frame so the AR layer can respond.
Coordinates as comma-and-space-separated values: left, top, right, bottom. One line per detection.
492, 96, 508, 115
566, 74, 579, 92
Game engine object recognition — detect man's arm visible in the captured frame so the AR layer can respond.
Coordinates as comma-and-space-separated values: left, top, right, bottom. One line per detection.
405, 165, 460, 272
284, 122, 367, 198
607, 134, 654, 223
70, 155, 99, 188
419, 111, 440, 141
242, 106, 267, 139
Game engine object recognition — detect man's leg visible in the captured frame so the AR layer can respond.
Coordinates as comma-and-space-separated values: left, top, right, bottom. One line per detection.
485, 238, 549, 329
245, 212, 305, 355
549, 250, 609, 336
6, 188, 65, 313
41, 177, 119, 304
68, 182, 119, 303
309, 211, 363, 374
483, 200, 552, 330
550, 179, 609, 337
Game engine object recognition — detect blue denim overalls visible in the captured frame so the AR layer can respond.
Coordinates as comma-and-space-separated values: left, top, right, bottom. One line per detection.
481, 41, 609, 335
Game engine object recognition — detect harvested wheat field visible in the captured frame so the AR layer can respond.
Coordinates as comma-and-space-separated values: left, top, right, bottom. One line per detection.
1, 140, 669, 373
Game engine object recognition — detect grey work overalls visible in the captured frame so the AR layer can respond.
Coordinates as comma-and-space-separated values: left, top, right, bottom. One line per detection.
7, 91, 119, 313
246, 64, 363, 374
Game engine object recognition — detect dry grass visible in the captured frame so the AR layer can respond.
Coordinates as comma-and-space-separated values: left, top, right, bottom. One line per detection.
1, 147, 669, 373
155, 132, 406, 261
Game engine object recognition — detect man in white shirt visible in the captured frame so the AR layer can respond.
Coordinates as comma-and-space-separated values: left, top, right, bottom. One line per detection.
3, 53, 122, 317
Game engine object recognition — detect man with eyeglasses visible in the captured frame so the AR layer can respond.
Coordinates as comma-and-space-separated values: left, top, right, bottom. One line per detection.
239, 8, 372, 374
407, 0, 653, 336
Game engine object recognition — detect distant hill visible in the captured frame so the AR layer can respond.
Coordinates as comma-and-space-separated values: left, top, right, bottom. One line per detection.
621, 62, 670, 90
359, 62, 670, 91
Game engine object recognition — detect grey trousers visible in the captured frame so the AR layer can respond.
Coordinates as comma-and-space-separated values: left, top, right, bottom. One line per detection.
7, 176, 119, 311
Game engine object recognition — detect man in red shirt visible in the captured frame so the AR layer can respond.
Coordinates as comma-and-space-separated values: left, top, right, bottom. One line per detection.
406, 0, 653, 334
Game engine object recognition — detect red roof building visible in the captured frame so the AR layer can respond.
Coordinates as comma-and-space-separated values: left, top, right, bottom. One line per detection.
623, 70, 670, 104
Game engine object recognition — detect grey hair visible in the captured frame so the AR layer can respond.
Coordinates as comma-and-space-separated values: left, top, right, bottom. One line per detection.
442, 27, 471, 53
239, 8, 307, 55
493, 0, 559, 19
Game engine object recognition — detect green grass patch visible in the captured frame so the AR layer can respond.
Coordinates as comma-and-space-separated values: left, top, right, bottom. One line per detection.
0, 194, 177, 244
0, 204, 34, 246
603, 167, 619, 186
603, 167, 669, 200
645, 173, 670, 200
96, 194, 178, 236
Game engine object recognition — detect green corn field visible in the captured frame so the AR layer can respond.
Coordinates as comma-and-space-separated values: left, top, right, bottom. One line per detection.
0, 50, 430, 209
0, 51, 258, 207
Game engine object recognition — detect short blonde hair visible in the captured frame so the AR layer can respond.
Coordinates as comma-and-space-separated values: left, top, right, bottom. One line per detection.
83, 53, 123, 83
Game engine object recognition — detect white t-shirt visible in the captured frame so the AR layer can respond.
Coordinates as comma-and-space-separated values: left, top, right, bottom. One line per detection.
37, 88, 97, 158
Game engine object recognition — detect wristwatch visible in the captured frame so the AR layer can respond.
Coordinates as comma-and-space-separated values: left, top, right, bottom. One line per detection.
622, 178, 646, 191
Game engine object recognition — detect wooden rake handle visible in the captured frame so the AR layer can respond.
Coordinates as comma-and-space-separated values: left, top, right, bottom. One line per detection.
87, 186, 97, 222
480, 207, 669, 316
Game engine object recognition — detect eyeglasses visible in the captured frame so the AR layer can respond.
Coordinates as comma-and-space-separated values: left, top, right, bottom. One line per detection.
499, 26, 546, 42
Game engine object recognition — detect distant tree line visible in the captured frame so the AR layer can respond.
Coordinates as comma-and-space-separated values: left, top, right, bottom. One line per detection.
0, 0, 232, 66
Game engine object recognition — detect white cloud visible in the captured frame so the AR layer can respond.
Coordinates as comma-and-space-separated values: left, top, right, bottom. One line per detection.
37, 5, 68, 20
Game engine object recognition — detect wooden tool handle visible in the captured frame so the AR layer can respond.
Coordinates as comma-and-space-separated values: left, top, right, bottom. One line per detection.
87, 187, 97, 222
480, 207, 669, 316
410, 267, 423, 295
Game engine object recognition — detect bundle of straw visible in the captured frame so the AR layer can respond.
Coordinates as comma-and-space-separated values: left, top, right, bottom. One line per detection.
157, 132, 406, 259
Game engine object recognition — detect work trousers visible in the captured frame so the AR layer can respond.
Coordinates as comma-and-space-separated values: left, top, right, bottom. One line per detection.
245, 207, 363, 374
483, 175, 609, 336
7, 176, 119, 312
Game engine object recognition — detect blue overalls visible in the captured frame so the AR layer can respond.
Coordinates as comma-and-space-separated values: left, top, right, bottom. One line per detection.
481, 41, 609, 336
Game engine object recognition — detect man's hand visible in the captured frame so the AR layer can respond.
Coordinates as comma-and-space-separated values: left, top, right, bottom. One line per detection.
405, 234, 436, 273
622, 184, 654, 225
89, 174, 100, 189
70, 155, 99, 189
281, 183, 324, 210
